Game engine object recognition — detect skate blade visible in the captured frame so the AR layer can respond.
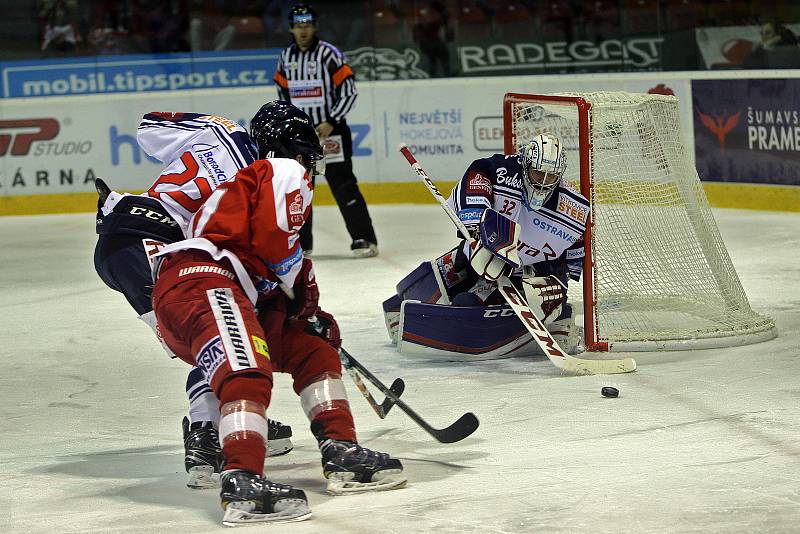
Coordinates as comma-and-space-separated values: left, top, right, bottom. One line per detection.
326, 469, 407, 495
222, 500, 312, 527
266, 437, 293, 457
352, 246, 378, 259
187, 465, 219, 489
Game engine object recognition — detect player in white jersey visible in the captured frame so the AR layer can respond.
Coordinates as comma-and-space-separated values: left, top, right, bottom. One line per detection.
94, 111, 293, 489
383, 133, 588, 357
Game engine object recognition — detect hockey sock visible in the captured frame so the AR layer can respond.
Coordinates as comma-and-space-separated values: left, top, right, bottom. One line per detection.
217, 375, 272, 474
300, 373, 357, 443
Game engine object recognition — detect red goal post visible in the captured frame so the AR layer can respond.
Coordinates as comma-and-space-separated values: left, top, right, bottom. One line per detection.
503, 91, 776, 352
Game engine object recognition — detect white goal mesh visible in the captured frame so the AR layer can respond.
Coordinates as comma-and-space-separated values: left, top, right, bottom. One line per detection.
504, 91, 776, 351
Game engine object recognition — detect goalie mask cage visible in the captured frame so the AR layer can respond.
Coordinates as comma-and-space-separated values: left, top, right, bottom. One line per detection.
503, 91, 776, 352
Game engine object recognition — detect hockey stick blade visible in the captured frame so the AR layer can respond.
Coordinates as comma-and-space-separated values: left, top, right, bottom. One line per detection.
497, 278, 636, 375
381, 378, 405, 416
341, 348, 479, 443
429, 412, 480, 444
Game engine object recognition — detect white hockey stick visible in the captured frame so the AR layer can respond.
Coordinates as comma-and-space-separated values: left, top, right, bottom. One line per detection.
398, 143, 636, 375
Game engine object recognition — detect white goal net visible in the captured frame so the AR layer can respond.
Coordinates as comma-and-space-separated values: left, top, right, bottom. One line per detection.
504, 91, 776, 351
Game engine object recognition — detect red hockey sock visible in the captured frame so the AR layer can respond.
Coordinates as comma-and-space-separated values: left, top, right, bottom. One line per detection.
218, 375, 272, 474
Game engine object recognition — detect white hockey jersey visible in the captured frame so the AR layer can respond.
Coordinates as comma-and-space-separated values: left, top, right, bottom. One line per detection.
100, 112, 258, 235
447, 153, 588, 280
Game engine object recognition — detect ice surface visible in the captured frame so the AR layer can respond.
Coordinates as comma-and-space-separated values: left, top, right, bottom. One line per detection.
1, 205, 799, 533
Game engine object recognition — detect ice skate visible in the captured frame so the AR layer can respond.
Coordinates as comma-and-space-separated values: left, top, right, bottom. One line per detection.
267, 418, 294, 457
183, 417, 294, 488
351, 239, 378, 258
183, 417, 224, 489
320, 439, 406, 494
220, 469, 311, 526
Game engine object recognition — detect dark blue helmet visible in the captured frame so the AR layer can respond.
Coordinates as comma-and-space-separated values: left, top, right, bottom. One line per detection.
250, 101, 323, 174
288, 4, 317, 27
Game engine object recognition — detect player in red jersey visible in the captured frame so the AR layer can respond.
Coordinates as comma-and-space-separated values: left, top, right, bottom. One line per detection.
94, 110, 293, 489
151, 101, 405, 526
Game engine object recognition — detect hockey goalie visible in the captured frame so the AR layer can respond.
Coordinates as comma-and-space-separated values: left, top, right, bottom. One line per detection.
383, 133, 589, 359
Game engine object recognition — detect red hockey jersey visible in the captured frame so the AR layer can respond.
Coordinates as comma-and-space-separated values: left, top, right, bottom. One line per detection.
155, 158, 313, 304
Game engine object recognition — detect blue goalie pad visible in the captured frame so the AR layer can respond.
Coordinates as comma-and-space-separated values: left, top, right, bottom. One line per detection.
382, 294, 402, 344
397, 301, 540, 360
396, 261, 446, 304
385, 250, 472, 344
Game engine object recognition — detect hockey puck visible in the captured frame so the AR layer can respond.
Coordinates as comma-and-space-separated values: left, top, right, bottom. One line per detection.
601, 386, 619, 398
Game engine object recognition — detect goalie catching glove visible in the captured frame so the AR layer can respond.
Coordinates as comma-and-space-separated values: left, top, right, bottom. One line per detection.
469, 208, 521, 281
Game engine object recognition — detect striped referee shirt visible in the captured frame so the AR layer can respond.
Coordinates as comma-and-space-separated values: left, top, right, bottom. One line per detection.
274, 36, 357, 126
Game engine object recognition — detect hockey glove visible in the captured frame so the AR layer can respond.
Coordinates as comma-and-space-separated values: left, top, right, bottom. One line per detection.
469, 208, 521, 281
521, 275, 565, 323
305, 309, 342, 350
288, 258, 320, 320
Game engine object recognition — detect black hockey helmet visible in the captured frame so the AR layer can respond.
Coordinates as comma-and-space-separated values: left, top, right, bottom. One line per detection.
288, 4, 317, 27
250, 100, 323, 174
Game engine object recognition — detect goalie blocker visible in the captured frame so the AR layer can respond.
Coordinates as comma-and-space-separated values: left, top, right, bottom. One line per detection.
382, 248, 583, 360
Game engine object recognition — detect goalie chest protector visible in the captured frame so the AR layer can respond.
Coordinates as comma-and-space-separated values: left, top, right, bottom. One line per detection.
451, 154, 588, 267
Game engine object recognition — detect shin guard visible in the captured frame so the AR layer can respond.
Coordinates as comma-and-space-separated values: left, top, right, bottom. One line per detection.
219, 400, 268, 474
299, 372, 356, 443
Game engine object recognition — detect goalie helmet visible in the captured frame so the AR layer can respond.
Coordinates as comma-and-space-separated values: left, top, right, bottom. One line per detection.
250, 101, 324, 174
518, 133, 567, 210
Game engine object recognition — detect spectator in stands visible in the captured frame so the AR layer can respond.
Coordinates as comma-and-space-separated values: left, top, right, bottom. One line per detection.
413, 1, 452, 78
189, 0, 236, 51
261, 0, 292, 47
85, 2, 133, 55
743, 20, 800, 69
129, 0, 190, 53
39, 0, 79, 54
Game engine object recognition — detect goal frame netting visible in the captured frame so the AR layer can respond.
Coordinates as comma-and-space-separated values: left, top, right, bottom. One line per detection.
503, 91, 777, 352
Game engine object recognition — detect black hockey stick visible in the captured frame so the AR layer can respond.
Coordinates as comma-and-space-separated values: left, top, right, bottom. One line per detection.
305, 313, 403, 417
340, 348, 480, 443
339, 350, 404, 419
381, 378, 405, 416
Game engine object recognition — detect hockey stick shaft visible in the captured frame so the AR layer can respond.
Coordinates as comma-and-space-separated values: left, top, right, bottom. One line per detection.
340, 348, 479, 443
399, 144, 472, 240
339, 351, 387, 418
304, 312, 402, 418
339, 351, 404, 419
398, 143, 636, 375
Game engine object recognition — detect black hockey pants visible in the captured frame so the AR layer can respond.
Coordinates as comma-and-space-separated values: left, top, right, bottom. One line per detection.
299, 121, 376, 251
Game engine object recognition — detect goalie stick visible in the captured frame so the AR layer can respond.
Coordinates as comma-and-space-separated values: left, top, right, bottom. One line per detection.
398, 143, 636, 376
340, 348, 480, 443
339, 350, 404, 419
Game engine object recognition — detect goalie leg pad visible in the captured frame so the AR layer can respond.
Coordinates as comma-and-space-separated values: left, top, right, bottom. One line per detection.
382, 294, 403, 344
398, 301, 537, 360
546, 304, 584, 355
395, 261, 449, 304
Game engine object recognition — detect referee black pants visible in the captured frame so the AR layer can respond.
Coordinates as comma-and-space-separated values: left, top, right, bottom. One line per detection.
299, 121, 377, 252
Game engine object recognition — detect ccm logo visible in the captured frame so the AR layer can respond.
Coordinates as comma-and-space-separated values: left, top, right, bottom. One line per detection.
129, 206, 179, 227
0, 119, 60, 156
483, 308, 516, 318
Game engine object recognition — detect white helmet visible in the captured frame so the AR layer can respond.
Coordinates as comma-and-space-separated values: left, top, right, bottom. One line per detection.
518, 133, 567, 210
